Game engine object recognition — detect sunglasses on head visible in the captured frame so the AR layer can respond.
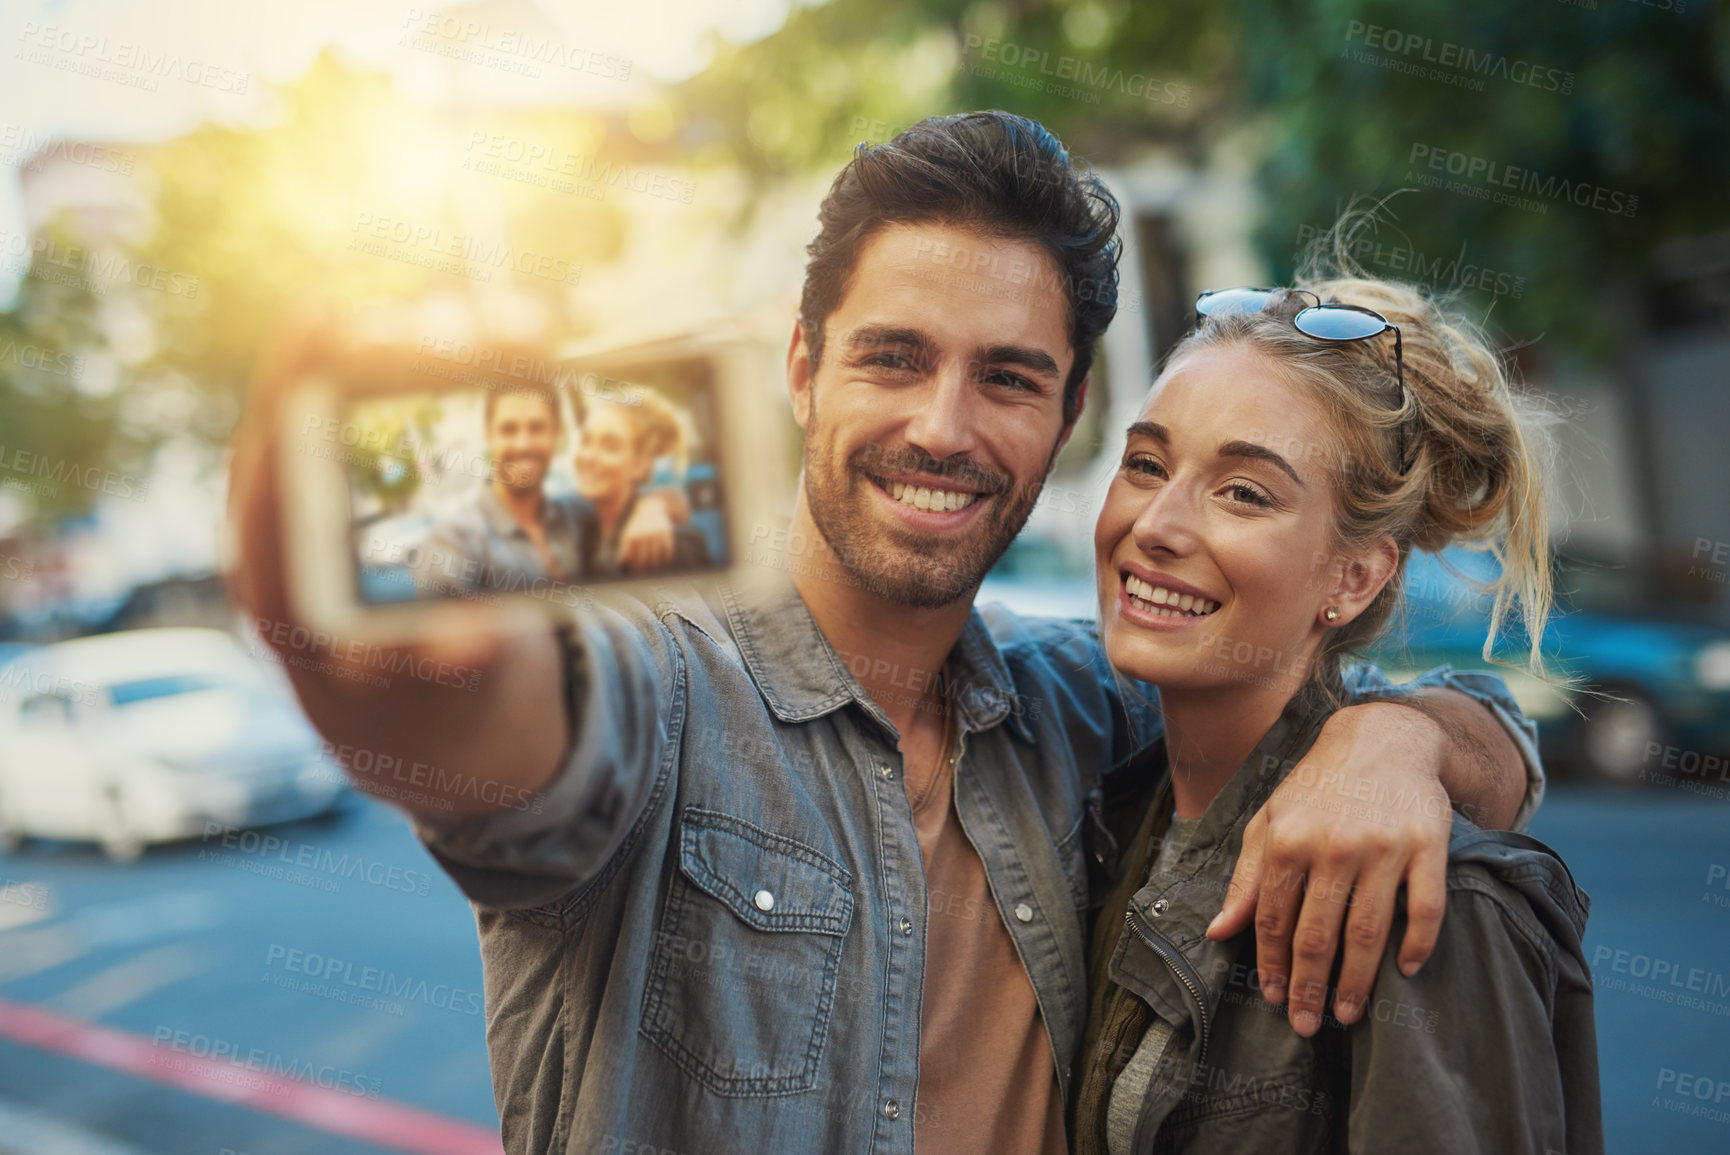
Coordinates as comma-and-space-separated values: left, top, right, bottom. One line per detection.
1194, 286, 1412, 475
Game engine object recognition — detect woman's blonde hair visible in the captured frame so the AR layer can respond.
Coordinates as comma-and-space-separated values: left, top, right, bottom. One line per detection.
573, 388, 690, 474
1166, 228, 1559, 707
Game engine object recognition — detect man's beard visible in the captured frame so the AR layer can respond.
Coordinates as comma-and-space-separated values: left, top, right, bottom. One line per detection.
494, 453, 549, 494
801, 414, 1045, 610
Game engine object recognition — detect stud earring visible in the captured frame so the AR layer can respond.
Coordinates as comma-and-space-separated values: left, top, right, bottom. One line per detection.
1324, 606, 1341, 622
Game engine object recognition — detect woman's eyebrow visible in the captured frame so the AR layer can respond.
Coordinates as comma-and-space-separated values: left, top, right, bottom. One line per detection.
1218, 439, 1305, 487
1124, 420, 1168, 443
1123, 423, 1306, 487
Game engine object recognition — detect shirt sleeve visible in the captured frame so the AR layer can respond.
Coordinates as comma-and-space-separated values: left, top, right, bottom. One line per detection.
1341, 662, 1546, 832
409, 597, 685, 910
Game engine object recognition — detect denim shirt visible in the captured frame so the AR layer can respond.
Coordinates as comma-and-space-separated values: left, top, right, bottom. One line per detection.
411, 576, 1545, 1155
416, 487, 595, 593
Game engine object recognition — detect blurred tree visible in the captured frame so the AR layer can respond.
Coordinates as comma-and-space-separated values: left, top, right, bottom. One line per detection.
674, 0, 1728, 565
129, 51, 625, 422
1, 50, 632, 529
343, 395, 447, 515
674, 0, 1730, 355
0, 217, 144, 525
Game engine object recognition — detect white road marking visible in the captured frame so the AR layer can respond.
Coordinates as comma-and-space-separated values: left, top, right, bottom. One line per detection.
42, 942, 213, 1019
0, 881, 52, 934
0, 891, 221, 987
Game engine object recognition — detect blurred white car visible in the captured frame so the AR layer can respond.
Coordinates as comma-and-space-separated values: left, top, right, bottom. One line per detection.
0, 628, 346, 862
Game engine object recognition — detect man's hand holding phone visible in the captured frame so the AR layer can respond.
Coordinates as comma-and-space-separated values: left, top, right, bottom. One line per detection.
226, 305, 569, 819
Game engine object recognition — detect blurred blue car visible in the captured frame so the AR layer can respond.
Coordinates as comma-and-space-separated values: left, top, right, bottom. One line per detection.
1368, 549, 1730, 784
983, 544, 1730, 786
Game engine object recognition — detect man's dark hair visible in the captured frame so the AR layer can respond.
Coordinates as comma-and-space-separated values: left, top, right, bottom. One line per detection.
798, 110, 1121, 422
483, 382, 561, 430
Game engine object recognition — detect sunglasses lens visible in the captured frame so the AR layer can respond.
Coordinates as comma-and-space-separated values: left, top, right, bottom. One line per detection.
1295, 306, 1388, 342
1196, 288, 1277, 318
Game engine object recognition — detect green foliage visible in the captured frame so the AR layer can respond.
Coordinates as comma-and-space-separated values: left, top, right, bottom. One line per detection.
0, 51, 628, 527
131, 52, 624, 406
1238, 0, 1729, 355
0, 216, 136, 524
673, 0, 1730, 355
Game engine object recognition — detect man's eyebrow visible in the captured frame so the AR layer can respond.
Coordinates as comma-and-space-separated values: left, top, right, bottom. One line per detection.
1218, 439, 1305, 487
843, 325, 931, 354
1123, 424, 1306, 487
976, 343, 1061, 380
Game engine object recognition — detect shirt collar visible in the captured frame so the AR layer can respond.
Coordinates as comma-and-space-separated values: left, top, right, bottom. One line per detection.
478, 484, 533, 541
721, 573, 1037, 743
481, 485, 587, 541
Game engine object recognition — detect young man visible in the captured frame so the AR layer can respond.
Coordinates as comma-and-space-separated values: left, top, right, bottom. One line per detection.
229, 112, 1541, 1154
415, 384, 591, 594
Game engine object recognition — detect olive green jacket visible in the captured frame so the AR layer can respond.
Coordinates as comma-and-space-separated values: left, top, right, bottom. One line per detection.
1078, 694, 1602, 1155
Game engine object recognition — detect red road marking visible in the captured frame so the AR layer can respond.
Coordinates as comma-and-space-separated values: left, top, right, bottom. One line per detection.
0, 997, 503, 1155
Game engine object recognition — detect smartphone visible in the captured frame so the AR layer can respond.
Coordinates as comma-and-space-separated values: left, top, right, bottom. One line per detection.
277, 333, 786, 642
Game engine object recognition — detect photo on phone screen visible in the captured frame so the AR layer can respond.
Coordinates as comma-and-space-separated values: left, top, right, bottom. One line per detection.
339, 357, 730, 610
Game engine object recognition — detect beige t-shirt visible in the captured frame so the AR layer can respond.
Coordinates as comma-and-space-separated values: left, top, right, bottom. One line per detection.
905, 724, 1068, 1155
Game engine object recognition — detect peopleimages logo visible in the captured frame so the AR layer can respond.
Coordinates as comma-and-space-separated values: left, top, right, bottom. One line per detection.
1343, 21, 1575, 94
149, 1027, 383, 1100
15, 20, 252, 93
347, 212, 584, 286
0, 124, 136, 174
0, 444, 150, 502
960, 34, 1191, 108
1407, 144, 1638, 218
263, 944, 484, 1016
462, 131, 695, 204
0, 338, 83, 377
0, 229, 201, 298
398, 8, 632, 81
199, 822, 435, 896
1292, 224, 1526, 299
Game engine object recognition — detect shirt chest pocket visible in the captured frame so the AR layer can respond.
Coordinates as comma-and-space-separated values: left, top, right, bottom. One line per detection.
641, 808, 855, 1098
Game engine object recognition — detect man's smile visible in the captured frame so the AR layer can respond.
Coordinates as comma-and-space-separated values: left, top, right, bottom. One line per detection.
869, 472, 986, 513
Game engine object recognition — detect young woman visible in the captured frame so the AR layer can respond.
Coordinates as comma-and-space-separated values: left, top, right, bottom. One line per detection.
570, 389, 711, 576
1073, 277, 1602, 1154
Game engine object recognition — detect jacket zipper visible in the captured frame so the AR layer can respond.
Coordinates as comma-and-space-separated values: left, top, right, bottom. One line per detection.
1124, 905, 1211, 1071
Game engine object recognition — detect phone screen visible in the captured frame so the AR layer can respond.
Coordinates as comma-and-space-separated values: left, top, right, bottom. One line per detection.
333, 358, 731, 609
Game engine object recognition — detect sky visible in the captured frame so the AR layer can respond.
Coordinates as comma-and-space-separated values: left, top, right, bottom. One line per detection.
0, 0, 796, 297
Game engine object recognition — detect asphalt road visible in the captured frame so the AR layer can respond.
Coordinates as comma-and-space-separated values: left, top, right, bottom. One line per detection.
0, 797, 496, 1155
1525, 783, 1730, 1154
0, 783, 1724, 1154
